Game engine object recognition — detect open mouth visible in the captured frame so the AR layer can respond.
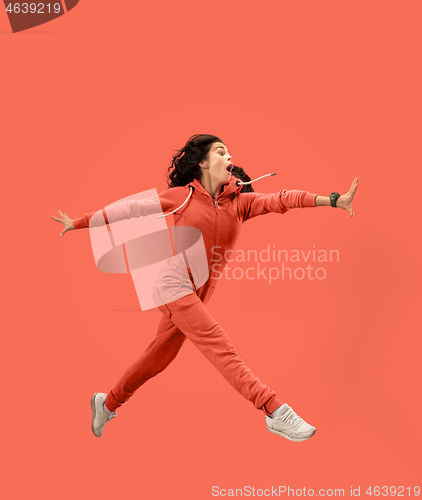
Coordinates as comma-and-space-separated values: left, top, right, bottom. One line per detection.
226, 163, 233, 173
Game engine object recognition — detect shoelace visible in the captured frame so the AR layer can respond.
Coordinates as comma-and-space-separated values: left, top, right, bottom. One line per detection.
104, 412, 116, 423
278, 408, 303, 428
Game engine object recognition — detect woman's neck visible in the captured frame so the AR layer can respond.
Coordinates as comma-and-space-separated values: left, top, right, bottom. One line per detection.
199, 175, 224, 200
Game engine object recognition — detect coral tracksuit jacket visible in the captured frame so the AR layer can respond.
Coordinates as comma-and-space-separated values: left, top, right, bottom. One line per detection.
73, 174, 318, 289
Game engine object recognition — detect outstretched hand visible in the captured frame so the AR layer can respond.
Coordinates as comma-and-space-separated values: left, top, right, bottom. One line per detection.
337, 178, 359, 217
50, 210, 74, 236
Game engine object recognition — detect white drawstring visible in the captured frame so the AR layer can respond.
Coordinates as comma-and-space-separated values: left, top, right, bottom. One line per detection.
158, 186, 194, 218
236, 172, 277, 186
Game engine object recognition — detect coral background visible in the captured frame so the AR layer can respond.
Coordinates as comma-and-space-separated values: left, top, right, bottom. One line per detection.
1, 1, 421, 499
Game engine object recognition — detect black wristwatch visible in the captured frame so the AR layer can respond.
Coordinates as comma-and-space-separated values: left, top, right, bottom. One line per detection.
329, 192, 340, 207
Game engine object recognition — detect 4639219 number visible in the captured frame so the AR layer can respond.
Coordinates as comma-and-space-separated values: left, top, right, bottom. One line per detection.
366, 486, 420, 496
5, 3, 61, 14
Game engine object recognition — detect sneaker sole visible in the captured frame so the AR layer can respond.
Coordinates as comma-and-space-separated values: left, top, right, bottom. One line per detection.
91, 392, 101, 437
267, 425, 317, 442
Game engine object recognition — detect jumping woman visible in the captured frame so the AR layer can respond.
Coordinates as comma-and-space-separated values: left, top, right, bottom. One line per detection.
51, 134, 358, 442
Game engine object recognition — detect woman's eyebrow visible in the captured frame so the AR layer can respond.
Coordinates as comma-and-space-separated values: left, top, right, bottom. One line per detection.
216, 145, 230, 155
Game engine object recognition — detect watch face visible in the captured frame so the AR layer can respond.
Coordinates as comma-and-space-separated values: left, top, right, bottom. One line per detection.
330, 193, 339, 206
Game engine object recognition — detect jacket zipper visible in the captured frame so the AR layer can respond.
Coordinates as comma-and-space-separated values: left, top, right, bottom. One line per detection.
196, 183, 227, 279
209, 197, 219, 277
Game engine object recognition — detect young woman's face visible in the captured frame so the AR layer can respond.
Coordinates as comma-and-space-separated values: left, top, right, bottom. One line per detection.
202, 142, 233, 182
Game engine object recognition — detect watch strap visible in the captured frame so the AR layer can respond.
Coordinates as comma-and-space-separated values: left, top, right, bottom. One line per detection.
329, 192, 340, 207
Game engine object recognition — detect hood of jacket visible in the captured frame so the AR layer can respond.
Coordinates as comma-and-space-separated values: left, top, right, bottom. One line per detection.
161, 172, 276, 218
187, 174, 243, 204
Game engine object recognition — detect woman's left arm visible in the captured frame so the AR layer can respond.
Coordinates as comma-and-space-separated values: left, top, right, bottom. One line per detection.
315, 177, 359, 217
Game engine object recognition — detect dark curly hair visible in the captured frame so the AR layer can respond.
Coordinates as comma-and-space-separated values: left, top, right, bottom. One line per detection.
166, 134, 254, 193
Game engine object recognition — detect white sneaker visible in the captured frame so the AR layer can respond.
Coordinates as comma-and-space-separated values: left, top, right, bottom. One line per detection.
91, 393, 117, 437
266, 403, 316, 442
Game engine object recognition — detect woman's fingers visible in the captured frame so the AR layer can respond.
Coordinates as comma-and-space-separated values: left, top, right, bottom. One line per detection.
50, 215, 64, 224
348, 180, 357, 216
51, 210, 72, 235
50, 210, 71, 223
60, 224, 70, 237
349, 177, 359, 196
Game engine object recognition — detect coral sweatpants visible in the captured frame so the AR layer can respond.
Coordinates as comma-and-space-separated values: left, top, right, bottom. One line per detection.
105, 262, 283, 416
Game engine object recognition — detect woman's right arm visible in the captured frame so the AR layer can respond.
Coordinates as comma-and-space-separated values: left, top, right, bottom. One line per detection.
50, 186, 189, 236
72, 196, 164, 229
51, 198, 162, 236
